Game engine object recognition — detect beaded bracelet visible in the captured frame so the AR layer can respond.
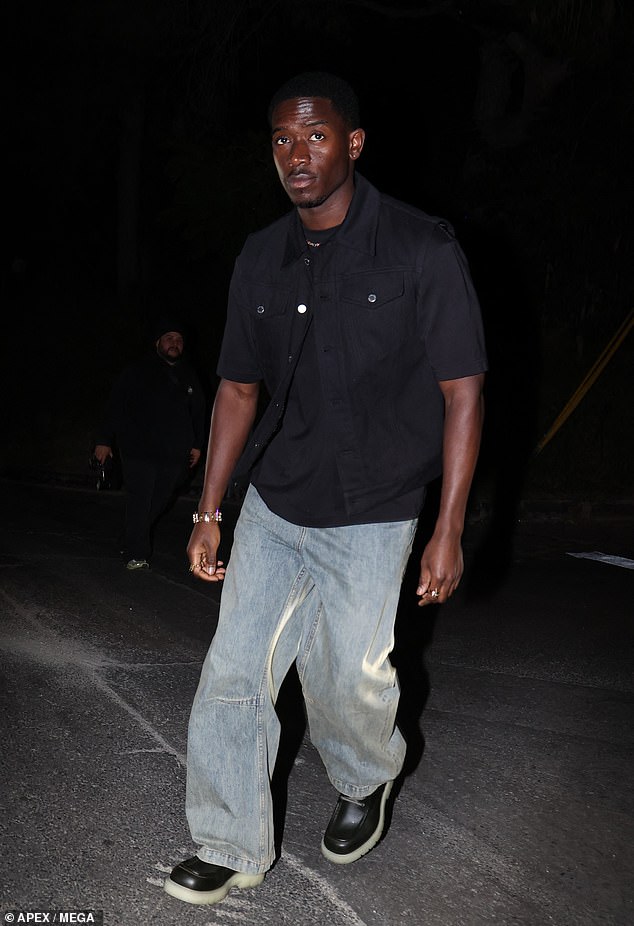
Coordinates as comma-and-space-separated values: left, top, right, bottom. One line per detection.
192, 509, 222, 524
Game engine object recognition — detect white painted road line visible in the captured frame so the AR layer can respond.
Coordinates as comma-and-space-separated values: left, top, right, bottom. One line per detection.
566, 551, 634, 569
1, 586, 369, 925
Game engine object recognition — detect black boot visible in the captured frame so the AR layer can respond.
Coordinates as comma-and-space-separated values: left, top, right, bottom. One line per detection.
321, 781, 393, 864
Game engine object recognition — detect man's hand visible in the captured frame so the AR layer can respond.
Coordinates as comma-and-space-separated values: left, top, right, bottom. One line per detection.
189, 448, 202, 468
94, 444, 113, 465
187, 521, 226, 583
416, 530, 464, 606
186, 377, 259, 583
416, 373, 484, 607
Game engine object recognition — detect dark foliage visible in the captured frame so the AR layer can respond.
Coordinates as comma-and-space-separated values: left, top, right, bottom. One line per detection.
5, 0, 633, 497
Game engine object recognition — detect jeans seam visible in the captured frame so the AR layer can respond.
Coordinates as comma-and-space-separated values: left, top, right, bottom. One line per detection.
296, 525, 307, 553
296, 600, 324, 689
214, 696, 258, 705
255, 690, 267, 863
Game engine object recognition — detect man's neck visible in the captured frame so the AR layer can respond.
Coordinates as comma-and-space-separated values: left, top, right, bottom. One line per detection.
298, 177, 356, 231
157, 353, 179, 367
302, 224, 339, 248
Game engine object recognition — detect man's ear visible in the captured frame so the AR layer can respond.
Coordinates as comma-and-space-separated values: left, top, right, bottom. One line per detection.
349, 128, 365, 160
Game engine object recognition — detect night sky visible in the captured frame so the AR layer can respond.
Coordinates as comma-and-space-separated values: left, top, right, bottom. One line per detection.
5, 0, 633, 499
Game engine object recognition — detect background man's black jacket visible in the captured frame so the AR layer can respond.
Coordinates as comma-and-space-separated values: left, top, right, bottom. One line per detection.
97, 353, 206, 464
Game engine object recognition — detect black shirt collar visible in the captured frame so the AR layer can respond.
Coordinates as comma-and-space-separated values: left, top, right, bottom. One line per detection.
281, 173, 380, 267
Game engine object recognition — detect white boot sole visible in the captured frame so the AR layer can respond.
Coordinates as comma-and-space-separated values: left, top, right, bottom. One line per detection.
163, 871, 264, 905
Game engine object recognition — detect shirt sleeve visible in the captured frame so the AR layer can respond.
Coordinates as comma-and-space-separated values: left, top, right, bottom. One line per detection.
418, 223, 488, 381
216, 257, 263, 384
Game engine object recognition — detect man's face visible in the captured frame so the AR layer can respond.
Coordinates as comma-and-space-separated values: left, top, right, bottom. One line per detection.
156, 331, 184, 364
271, 97, 364, 214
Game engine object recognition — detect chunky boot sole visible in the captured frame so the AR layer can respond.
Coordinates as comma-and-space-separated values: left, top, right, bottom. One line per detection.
321, 780, 393, 865
163, 871, 264, 905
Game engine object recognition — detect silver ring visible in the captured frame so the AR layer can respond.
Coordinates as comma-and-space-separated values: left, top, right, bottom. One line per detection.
430, 588, 439, 599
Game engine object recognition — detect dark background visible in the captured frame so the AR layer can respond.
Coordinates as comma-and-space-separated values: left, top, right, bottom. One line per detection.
4, 0, 633, 506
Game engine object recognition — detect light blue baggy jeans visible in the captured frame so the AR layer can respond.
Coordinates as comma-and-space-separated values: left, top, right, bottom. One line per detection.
186, 485, 418, 874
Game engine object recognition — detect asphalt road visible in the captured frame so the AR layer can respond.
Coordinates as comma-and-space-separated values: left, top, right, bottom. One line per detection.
1, 478, 632, 926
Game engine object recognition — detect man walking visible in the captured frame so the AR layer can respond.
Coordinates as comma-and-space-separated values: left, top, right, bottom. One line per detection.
94, 318, 206, 569
164, 72, 487, 905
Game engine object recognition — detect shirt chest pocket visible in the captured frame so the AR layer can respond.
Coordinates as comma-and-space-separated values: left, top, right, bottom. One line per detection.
340, 270, 405, 310
338, 271, 412, 369
249, 282, 291, 321
247, 282, 293, 375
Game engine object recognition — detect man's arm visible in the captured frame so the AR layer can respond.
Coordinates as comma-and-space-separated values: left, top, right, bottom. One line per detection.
187, 377, 260, 582
187, 367, 207, 469
417, 373, 485, 606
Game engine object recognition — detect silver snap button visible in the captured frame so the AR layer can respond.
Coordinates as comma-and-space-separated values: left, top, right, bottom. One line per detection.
257, 305, 265, 314
297, 303, 307, 314
367, 293, 377, 304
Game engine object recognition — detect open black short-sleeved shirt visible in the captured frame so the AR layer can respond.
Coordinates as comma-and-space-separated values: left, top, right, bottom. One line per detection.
218, 174, 487, 527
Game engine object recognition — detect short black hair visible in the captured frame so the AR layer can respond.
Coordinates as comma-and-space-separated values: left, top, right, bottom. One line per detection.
268, 72, 360, 129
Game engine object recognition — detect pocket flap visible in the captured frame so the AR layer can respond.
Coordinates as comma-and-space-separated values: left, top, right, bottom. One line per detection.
340, 271, 405, 308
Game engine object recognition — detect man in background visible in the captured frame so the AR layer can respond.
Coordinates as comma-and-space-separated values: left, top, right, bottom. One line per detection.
94, 318, 206, 569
